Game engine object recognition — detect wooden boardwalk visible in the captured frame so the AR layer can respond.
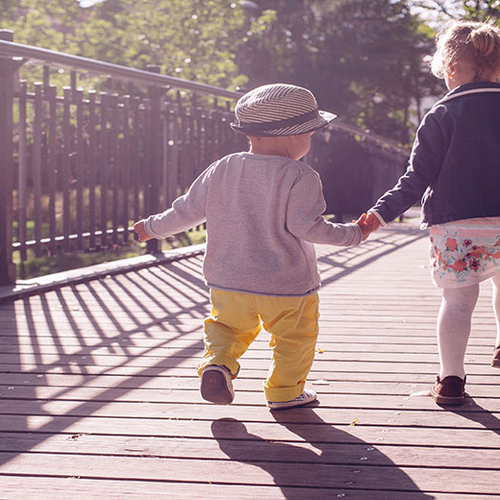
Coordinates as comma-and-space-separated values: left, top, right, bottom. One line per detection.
1, 220, 500, 499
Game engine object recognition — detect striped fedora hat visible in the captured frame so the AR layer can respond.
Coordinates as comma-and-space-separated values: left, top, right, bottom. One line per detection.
230, 83, 336, 137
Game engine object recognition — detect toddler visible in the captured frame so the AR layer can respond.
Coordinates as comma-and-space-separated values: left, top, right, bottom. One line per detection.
135, 83, 369, 409
366, 21, 500, 405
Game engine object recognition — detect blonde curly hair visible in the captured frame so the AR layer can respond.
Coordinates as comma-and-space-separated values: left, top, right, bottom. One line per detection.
431, 20, 500, 82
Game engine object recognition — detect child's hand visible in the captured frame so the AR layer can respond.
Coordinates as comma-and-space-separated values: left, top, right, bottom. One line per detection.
353, 212, 381, 241
353, 213, 371, 241
365, 212, 382, 233
134, 220, 153, 242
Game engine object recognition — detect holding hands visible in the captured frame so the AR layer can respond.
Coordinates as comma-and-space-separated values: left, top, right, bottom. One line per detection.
354, 212, 382, 241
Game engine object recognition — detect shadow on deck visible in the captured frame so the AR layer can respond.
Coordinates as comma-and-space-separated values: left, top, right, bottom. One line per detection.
1, 221, 499, 499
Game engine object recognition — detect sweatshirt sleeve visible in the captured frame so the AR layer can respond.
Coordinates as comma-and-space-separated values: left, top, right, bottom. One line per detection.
143, 164, 213, 239
286, 170, 363, 246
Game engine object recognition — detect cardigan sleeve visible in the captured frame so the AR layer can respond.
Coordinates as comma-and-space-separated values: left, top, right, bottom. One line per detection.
371, 108, 449, 224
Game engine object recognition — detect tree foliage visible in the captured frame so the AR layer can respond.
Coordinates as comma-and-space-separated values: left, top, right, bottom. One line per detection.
73, 0, 258, 89
410, 0, 500, 22
239, 0, 441, 144
2, 0, 500, 143
0, 0, 267, 90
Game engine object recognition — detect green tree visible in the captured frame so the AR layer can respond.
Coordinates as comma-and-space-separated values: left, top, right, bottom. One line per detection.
0, 0, 84, 48
409, 0, 500, 22
70, 0, 251, 89
0, 0, 454, 143
239, 0, 440, 145
0, 0, 274, 91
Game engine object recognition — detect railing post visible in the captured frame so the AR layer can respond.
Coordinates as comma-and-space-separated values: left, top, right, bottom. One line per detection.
0, 30, 16, 285
145, 65, 164, 254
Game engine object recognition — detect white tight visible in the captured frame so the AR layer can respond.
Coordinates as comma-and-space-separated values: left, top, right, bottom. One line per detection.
437, 272, 500, 379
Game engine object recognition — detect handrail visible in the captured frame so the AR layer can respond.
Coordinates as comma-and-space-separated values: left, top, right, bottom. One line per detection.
0, 39, 409, 155
0, 39, 241, 99
331, 119, 409, 156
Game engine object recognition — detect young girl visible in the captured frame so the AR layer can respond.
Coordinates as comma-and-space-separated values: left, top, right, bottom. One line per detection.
366, 20, 500, 405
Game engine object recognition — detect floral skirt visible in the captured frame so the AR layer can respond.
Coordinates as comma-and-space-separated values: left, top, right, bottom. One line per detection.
430, 217, 500, 288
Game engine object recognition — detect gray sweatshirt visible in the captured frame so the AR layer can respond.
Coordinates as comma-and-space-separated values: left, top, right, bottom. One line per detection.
144, 152, 362, 296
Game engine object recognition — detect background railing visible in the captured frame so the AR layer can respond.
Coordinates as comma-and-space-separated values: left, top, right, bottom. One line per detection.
0, 31, 246, 285
309, 121, 409, 220
0, 30, 409, 285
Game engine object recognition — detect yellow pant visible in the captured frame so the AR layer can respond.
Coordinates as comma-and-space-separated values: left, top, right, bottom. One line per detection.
197, 288, 319, 402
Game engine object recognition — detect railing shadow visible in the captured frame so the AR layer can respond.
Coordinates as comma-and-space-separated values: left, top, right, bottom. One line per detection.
0, 226, 429, 481
0, 257, 209, 467
317, 222, 427, 287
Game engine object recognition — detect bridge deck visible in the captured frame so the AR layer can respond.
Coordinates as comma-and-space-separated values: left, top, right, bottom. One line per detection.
1, 220, 500, 499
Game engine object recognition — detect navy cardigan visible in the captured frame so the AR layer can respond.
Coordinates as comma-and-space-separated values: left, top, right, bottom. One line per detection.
372, 81, 500, 227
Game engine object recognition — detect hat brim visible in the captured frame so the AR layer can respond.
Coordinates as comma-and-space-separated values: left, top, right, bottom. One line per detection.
319, 110, 337, 124
231, 109, 337, 137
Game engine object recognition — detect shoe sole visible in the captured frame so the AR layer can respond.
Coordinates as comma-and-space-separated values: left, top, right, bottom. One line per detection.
430, 388, 465, 405
200, 370, 234, 405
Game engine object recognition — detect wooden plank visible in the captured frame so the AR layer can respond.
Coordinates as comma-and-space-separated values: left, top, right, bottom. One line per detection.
3, 330, 498, 348
110, 93, 119, 245
16, 80, 28, 262
177, 92, 188, 194
2, 225, 500, 498
0, 374, 497, 403
62, 86, 72, 252
3, 376, 442, 398
1, 413, 499, 449
4, 354, 499, 377
161, 101, 170, 208
6, 337, 499, 356
2, 397, 500, 431
2, 475, 473, 500
1, 451, 499, 494
3, 363, 499, 386
87, 90, 97, 249
121, 95, 130, 243
170, 99, 180, 201
131, 96, 142, 221
75, 88, 84, 250
0, 387, 453, 410
3, 367, 500, 386
99, 92, 109, 248
3, 341, 499, 367
32, 82, 43, 257
0, 371, 499, 396
2, 432, 499, 470
47, 85, 58, 256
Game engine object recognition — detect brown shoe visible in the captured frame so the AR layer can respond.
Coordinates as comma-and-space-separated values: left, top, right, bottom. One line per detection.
430, 375, 466, 405
492, 345, 500, 368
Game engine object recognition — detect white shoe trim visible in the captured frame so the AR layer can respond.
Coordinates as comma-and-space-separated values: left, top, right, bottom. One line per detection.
267, 389, 317, 410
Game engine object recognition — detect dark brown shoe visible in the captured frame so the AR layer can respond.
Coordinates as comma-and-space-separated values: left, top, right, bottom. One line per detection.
430, 375, 466, 405
492, 345, 500, 368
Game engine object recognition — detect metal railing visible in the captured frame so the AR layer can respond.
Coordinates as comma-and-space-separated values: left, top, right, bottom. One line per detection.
0, 30, 410, 286
0, 37, 239, 98
0, 31, 247, 284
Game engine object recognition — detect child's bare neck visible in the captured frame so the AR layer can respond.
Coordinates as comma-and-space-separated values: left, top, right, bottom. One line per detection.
248, 136, 290, 158
446, 65, 500, 90
249, 144, 287, 156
